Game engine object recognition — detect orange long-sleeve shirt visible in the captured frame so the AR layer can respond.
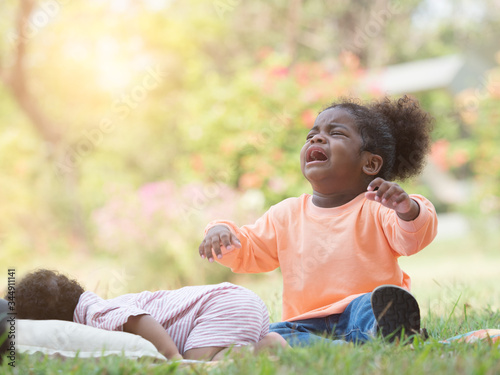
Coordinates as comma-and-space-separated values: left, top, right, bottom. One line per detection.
207, 193, 438, 322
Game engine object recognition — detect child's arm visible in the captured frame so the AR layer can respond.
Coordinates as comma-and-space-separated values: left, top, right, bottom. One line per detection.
198, 208, 281, 272
199, 225, 242, 262
123, 314, 183, 361
365, 177, 438, 255
365, 177, 420, 221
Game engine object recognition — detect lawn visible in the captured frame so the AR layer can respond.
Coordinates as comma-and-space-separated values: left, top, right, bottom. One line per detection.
2, 219, 499, 374
4, 330, 500, 375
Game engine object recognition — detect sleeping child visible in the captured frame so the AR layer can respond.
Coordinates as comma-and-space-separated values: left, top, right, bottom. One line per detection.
12, 269, 287, 361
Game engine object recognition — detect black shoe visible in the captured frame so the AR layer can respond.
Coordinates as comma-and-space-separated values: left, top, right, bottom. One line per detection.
370, 285, 421, 342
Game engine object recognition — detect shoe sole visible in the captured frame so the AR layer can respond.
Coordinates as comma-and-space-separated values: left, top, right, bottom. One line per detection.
370, 285, 420, 341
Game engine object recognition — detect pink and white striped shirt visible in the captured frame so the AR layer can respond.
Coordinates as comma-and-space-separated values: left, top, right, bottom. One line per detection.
74, 282, 269, 354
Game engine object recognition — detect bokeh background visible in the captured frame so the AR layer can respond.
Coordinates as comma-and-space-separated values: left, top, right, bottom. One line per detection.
1, 0, 499, 319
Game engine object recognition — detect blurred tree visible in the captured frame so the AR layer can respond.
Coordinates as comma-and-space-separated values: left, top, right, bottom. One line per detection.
210, 0, 425, 68
0, 0, 90, 254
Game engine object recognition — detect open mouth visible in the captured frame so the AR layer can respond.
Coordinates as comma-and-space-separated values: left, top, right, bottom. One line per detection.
306, 147, 328, 163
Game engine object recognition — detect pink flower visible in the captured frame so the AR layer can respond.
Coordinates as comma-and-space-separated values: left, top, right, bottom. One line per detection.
431, 139, 450, 171
269, 66, 289, 79
301, 109, 316, 129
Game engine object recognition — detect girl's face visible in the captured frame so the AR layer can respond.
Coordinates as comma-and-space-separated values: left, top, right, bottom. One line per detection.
300, 107, 372, 195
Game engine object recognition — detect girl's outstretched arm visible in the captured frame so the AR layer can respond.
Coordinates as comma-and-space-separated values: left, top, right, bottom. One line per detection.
365, 177, 438, 256
199, 225, 242, 262
123, 314, 183, 361
365, 177, 420, 221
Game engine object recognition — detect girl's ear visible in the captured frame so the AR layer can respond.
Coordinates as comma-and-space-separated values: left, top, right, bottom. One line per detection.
362, 153, 383, 176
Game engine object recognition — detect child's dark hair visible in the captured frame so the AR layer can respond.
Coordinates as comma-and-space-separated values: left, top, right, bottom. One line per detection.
323, 95, 433, 181
10, 269, 84, 321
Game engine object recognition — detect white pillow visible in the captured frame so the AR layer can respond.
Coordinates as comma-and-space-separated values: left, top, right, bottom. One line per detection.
16, 319, 167, 361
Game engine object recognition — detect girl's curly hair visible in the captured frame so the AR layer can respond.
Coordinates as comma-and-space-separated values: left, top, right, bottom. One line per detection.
322, 95, 434, 181
12, 269, 84, 321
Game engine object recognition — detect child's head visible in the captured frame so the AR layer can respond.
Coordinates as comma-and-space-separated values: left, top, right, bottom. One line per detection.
12, 269, 84, 321
301, 95, 433, 192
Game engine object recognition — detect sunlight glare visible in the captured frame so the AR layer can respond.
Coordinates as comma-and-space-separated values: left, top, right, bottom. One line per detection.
96, 36, 131, 91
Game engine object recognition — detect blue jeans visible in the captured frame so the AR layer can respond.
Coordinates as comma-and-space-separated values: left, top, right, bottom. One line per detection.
269, 293, 377, 347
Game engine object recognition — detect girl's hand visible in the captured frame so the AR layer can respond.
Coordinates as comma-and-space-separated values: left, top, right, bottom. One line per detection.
365, 178, 420, 221
199, 225, 242, 262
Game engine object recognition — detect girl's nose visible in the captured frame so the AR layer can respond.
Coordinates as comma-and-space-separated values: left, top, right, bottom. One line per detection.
310, 133, 326, 143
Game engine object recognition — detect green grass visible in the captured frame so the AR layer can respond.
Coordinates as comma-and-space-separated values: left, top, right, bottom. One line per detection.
3, 325, 500, 375
2, 225, 500, 374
